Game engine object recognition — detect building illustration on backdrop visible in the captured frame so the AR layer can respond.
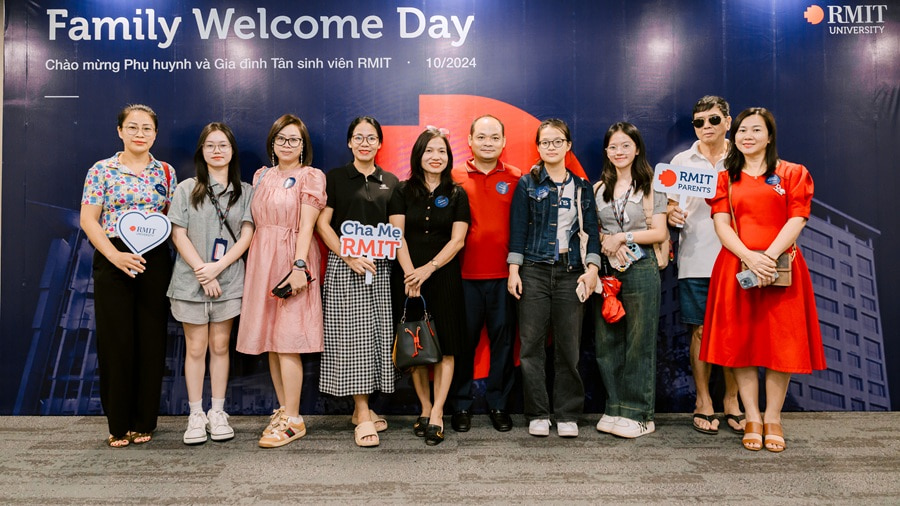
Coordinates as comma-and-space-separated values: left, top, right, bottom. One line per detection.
13, 198, 889, 415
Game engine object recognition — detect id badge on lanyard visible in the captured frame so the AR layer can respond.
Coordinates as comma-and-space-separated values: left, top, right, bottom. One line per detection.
212, 238, 228, 261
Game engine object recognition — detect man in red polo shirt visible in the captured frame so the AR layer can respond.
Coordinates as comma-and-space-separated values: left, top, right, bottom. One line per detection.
448, 115, 522, 432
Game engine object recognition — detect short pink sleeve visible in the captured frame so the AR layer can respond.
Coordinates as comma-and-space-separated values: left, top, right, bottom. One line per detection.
706, 170, 731, 216
300, 167, 327, 210
779, 161, 813, 218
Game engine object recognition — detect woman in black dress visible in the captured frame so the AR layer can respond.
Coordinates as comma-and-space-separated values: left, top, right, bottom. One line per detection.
389, 127, 470, 446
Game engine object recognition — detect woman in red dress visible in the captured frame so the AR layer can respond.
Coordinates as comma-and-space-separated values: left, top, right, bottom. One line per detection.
700, 108, 826, 453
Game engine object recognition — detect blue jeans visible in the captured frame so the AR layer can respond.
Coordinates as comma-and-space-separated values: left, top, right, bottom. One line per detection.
450, 279, 516, 412
518, 260, 585, 422
594, 253, 660, 423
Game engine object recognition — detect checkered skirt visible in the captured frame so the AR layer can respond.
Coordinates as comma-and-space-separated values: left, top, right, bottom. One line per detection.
319, 252, 399, 396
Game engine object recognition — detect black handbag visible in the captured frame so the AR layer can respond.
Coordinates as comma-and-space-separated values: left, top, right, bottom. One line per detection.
392, 296, 442, 370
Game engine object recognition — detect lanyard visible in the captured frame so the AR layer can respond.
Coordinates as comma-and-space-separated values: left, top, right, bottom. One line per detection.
612, 184, 632, 232
206, 186, 233, 238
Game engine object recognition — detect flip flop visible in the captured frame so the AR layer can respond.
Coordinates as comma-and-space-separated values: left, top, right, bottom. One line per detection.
724, 413, 746, 434
692, 413, 719, 435
763, 423, 786, 453
354, 421, 380, 448
351, 410, 388, 432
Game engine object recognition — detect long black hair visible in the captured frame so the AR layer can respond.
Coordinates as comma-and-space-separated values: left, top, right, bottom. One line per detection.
598, 122, 653, 203
190, 122, 242, 209
405, 127, 455, 200
724, 107, 778, 182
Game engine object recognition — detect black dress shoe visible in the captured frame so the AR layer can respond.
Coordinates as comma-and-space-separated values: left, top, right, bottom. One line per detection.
413, 416, 429, 437
425, 424, 445, 446
489, 410, 513, 432
450, 411, 471, 432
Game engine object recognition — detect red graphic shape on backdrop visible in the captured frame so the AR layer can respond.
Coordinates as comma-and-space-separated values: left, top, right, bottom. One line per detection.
376, 95, 588, 380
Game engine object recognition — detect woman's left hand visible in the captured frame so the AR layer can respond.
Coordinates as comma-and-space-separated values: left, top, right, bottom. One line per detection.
194, 262, 225, 285
404, 264, 435, 290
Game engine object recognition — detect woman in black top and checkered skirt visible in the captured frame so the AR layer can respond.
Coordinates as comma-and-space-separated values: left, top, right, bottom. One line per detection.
316, 117, 400, 447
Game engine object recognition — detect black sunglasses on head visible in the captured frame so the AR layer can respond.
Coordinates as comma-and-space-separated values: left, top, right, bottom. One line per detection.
692, 115, 723, 128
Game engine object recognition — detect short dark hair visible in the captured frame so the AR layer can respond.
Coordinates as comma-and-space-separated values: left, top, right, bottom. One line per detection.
530, 119, 572, 181
266, 114, 313, 167
725, 107, 779, 182
469, 114, 505, 136
692, 95, 730, 118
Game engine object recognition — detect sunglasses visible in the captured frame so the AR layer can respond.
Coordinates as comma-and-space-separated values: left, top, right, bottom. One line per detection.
692, 115, 723, 128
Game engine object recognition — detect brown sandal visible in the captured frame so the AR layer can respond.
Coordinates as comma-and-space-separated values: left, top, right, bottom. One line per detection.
742, 422, 763, 451
763, 423, 786, 453
107, 435, 130, 448
129, 432, 152, 444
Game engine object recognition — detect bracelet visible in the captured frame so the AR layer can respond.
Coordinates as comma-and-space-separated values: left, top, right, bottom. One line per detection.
763, 253, 777, 262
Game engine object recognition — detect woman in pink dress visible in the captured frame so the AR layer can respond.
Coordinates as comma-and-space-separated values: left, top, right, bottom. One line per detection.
700, 108, 825, 453
237, 114, 326, 448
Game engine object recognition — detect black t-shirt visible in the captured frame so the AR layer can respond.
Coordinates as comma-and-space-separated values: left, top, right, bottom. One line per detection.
326, 163, 400, 229
388, 181, 470, 266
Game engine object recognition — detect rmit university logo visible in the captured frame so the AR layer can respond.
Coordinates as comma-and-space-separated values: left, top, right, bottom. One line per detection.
804, 4, 888, 34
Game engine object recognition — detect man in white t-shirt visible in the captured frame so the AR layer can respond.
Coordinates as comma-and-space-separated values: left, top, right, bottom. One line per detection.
667, 96, 745, 436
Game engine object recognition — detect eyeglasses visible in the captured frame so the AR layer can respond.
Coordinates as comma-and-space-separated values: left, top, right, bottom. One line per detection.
123, 124, 156, 136
538, 138, 567, 149
692, 115, 722, 128
606, 142, 635, 153
274, 135, 302, 148
351, 134, 379, 145
203, 143, 231, 152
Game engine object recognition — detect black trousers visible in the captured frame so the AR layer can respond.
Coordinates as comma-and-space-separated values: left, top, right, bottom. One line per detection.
92, 239, 172, 438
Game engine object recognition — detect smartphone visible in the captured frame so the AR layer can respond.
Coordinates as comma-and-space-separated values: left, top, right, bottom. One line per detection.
576, 281, 588, 303
736, 270, 759, 289
627, 243, 645, 261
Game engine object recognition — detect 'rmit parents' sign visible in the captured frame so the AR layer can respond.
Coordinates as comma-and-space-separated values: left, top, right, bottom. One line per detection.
653, 163, 718, 198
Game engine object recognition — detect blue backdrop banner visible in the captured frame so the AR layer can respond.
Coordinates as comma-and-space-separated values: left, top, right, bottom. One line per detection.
2, 0, 898, 415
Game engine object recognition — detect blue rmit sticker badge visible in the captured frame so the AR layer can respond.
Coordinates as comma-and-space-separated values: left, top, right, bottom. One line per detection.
535, 185, 550, 200
154, 183, 167, 196
765, 174, 781, 185
558, 196, 572, 210
435, 195, 449, 208
495, 181, 509, 195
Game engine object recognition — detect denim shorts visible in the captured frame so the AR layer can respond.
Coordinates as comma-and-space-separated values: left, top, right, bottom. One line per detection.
170, 298, 242, 324
678, 278, 710, 326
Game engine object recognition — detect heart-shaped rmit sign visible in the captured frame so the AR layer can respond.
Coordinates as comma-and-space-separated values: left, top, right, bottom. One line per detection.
116, 211, 171, 255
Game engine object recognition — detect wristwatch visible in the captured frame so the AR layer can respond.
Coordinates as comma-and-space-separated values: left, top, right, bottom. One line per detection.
293, 259, 308, 270
430, 260, 439, 269
625, 232, 634, 245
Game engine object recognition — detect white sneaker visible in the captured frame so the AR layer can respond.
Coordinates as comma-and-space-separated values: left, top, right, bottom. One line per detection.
528, 419, 551, 437
183, 411, 209, 445
596, 414, 620, 433
557, 421, 579, 438
207, 409, 235, 441
610, 418, 655, 438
